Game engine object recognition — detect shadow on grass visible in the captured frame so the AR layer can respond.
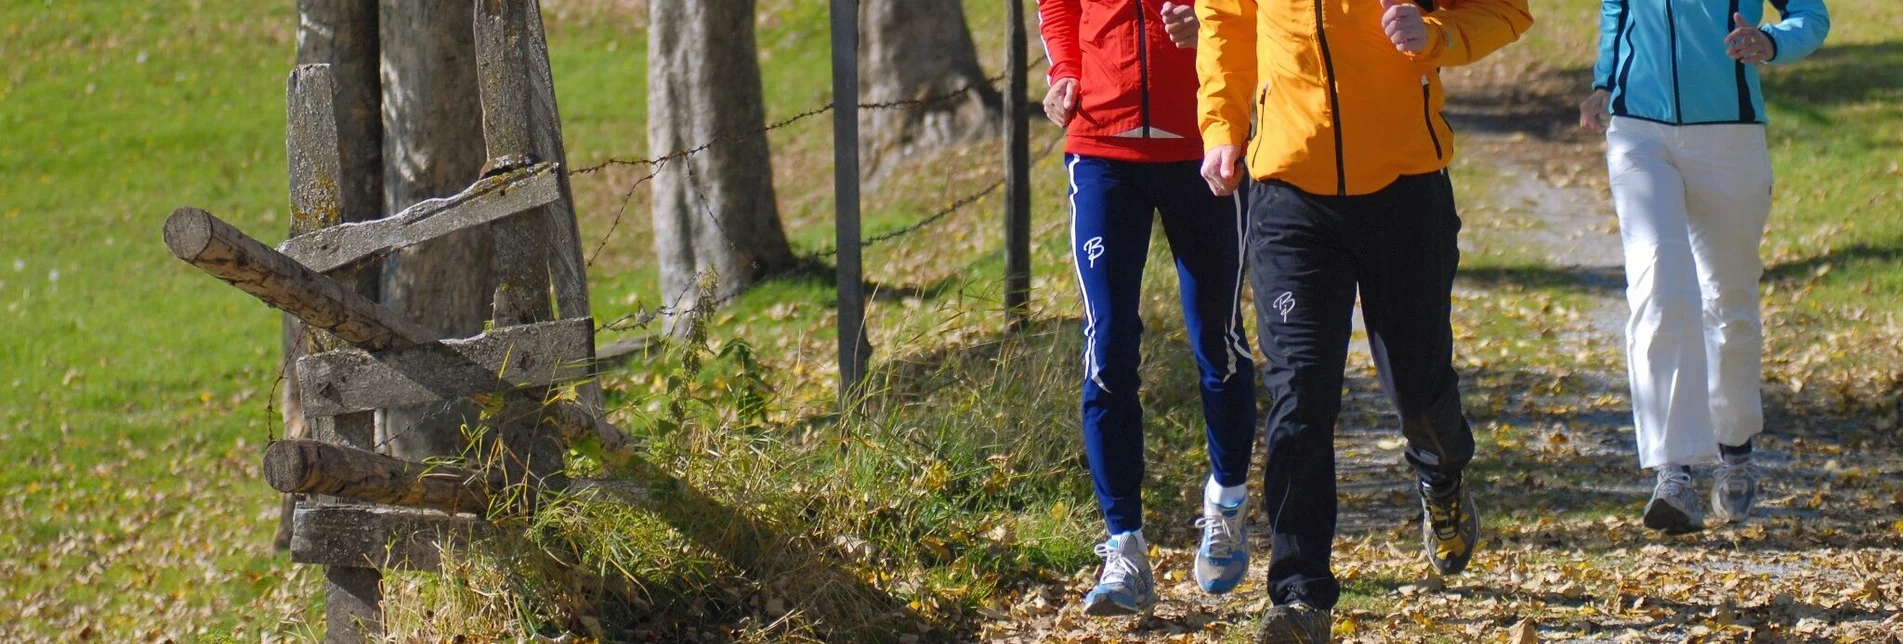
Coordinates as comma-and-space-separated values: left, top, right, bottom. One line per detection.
1455, 239, 1903, 297
1457, 262, 1626, 296
1763, 241, 1903, 284
597, 457, 939, 642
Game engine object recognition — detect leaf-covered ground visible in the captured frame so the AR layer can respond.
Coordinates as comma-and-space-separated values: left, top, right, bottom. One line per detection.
3, 0, 1900, 642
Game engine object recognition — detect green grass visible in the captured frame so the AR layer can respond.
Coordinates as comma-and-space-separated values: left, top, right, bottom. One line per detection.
3, 0, 1901, 641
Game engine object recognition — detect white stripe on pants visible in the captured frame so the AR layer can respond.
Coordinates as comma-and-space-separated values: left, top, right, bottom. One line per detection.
1606, 116, 1772, 470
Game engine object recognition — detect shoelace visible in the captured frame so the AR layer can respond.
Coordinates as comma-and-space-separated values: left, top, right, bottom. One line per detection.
1424, 484, 1464, 541
1656, 468, 1694, 498
1194, 514, 1236, 559
1093, 541, 1141, 587
1713, 461, 1761, 492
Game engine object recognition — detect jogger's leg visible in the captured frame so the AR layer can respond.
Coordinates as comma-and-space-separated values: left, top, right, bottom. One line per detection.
1248, 181, 1357, 610
1351, 172, 1473, 487
1150, 162, 1258, 490
1678, 125, 1772, 450
1068, 155, 1158, 535
1607, 118, 1717, 469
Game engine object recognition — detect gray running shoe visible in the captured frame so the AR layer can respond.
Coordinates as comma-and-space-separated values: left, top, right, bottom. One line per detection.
1080, 533, 1156, 616
1193, 498, 1249, 594
1710, 454, 1760, 524
1643, 466, 1704, 534
1256, 601, 1332, 644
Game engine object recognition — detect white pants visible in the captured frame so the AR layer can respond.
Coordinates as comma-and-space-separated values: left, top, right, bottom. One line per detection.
1606, 117, 1772, 469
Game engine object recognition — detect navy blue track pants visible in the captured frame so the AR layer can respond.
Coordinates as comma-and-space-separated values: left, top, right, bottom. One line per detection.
1066, 153, 1258, 535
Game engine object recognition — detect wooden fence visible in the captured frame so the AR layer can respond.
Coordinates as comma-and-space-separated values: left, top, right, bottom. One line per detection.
161, 0, 1037, 640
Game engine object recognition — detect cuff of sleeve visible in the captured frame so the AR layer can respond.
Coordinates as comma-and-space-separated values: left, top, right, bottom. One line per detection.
1759, 27, 1781, 63
1201, 124, 1247, 150
1592, 83, 1612, 92
1047, 65, 1080, 84
1416, 19, 1449, 62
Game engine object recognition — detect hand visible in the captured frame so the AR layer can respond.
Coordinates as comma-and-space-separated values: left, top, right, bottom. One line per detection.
1579, 89, 1611, 132
1044, 77, 1079, 127
1160, 2, 1198, 49
1725, 13, 1773, 64
1201, 145, 1245, 196
1380, 0, 1428, 54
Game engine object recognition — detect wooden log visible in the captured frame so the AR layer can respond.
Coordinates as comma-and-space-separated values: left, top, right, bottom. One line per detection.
292, 504, 490, 572
265, 438, 498, 515
297, 317, 592, 417
278, 162, 561, 274
265, 438, 651, 513
164, 208, 435, 352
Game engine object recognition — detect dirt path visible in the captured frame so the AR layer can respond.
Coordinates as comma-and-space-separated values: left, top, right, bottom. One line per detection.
979, 70, 1903, 643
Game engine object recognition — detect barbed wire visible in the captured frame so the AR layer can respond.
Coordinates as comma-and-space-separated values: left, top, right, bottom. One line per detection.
577, 54, 1051, 269
570, 71, 1011, 178
807, 129, 1065, 260
574, 56, 1056, 337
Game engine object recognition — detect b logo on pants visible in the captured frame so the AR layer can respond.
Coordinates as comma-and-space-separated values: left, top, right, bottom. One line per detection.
1083, 236, 1105, 268
1273, 292, 1296, 322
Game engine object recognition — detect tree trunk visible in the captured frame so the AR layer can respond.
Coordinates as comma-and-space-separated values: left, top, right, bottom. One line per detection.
376, 0, 492, 460
858, 0, 1003, 180
648, 0, 796, 326
283, 0, 380, 552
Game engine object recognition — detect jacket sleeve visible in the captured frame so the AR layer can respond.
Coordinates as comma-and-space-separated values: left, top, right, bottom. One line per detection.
1414, 0, 1535, 68
1196, 0, 1257, 149
1592, 0, 1622, 90
1038, 0, 1084, 83
1762, 0, 1829, 65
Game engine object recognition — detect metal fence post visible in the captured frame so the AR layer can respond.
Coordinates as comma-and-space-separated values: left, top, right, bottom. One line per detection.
1003, 0, 1032, 329
830, 0, 870, 404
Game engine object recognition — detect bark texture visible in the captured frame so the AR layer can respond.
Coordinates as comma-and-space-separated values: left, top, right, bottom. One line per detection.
858, 0, 1003, 180
377, 0, 492, 459
648, 0, 796, 324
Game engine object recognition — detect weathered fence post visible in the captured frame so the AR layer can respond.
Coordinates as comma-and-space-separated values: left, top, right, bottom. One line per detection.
831, 0, 871, 403
1003, 0, 1032, 329
286, 64, 385, 643
279, 0, 381, 552
472, 0, 571, 484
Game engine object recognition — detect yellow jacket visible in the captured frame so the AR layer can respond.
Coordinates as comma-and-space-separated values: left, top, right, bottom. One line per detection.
1196, 0, 1533, 196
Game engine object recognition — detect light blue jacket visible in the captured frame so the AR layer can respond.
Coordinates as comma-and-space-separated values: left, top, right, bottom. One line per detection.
1594, 0, 1830, 125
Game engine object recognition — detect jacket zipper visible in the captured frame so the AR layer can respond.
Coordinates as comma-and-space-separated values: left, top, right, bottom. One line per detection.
1314, 0, 1345, 195
1728, 0, 1756, 122
1134, 0, 1152, 137
1421, 75, 1443, 160
1665, 0, 1681, 124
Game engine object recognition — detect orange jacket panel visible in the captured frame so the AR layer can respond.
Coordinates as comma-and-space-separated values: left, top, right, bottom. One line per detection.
1196, 0, 1533, 196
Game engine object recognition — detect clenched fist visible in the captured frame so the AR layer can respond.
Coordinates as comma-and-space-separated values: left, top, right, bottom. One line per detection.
1201, 145, 1244, 196
1160, 2, 1198, 49
1045, 77, 1080, 127
1380, 0, 1427, 54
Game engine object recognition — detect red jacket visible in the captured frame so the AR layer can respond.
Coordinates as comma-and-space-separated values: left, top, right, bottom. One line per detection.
1039, 0, 1204, 162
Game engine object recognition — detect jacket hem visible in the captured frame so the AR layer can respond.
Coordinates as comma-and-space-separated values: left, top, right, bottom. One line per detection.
1066, 135, 1204, 163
